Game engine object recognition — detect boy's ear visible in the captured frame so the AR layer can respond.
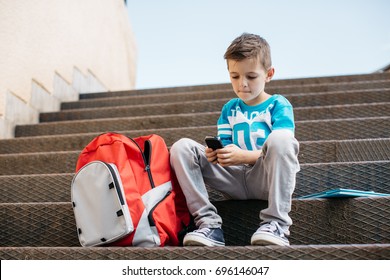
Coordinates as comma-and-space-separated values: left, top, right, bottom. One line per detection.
265, 67, 275, 82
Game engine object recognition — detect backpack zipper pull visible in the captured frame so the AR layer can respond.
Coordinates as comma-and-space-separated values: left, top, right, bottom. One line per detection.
144, 165, 155, 188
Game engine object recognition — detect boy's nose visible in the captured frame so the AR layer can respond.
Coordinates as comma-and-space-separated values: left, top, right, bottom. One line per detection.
239, 79, 248, 89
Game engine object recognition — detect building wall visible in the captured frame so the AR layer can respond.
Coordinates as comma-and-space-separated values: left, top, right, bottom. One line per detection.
0, 0, 137, 138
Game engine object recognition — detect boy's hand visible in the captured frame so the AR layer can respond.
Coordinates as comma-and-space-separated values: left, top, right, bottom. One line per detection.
215, 144, 244, 166
215, 144, 263, 166
205, 147, 219, 164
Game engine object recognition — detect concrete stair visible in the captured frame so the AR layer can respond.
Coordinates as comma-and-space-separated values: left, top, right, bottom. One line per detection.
1, 72, 389, 259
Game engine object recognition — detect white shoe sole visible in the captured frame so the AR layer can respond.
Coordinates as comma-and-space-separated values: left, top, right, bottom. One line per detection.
251, 232, 289, 246
183, 233, 225, 247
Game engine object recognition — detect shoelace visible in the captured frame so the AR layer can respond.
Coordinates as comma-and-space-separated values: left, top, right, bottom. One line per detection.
193, 228, 211, 235
259, 221, 281, 234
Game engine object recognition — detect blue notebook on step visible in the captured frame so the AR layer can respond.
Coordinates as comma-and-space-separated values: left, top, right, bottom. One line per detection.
299, 188, 390, 199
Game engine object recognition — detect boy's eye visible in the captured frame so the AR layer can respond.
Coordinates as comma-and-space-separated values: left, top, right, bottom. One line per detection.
231, 76, 239, 79
247, 76, 258, 80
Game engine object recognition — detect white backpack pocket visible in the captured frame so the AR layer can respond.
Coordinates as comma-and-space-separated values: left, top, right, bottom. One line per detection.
71, 160, 134, 247
132, 181, 173, 247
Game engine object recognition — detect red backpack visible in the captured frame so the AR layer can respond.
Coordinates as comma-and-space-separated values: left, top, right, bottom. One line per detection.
71, 132, 191, 247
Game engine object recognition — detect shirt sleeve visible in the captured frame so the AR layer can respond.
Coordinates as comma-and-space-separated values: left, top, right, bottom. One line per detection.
217, 103, 233, 146
271, 96, 295, 133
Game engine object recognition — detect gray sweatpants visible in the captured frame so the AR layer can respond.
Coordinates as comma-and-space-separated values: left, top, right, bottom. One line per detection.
169, 129, 300, 233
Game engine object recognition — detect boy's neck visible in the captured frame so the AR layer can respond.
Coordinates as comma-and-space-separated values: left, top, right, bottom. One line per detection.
242, 92, 271, 106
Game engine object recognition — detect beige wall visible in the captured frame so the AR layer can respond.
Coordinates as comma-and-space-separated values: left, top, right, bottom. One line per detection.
0, 0, 137, 138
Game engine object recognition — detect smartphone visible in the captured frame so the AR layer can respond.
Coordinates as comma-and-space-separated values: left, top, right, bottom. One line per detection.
205, 136, 224, 150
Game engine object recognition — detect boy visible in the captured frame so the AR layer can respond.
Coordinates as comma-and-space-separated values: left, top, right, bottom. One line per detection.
170, 33, 300, 246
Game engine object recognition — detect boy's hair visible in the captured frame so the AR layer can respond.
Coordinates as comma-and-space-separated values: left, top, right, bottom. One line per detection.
224, 33, 272, 71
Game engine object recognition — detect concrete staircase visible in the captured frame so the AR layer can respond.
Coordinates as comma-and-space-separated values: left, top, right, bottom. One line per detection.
1, 72, 389, 259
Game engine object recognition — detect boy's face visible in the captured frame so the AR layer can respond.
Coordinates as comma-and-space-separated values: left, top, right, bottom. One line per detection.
227, 57, 274, 106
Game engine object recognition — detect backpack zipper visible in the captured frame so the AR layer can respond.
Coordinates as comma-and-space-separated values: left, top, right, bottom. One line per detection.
128, 138, 156, 189
147, 190, 172, 226
103, 162, 125, 205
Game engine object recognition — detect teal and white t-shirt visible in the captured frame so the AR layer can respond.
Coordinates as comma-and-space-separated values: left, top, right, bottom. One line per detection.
217, 94, 295, 150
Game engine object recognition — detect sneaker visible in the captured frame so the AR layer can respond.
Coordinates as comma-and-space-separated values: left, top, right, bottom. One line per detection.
183, 228, 225, 246
251, 221, 290, 246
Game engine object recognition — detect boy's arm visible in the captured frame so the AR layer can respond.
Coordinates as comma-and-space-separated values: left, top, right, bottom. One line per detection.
271, 96, 295, 132
217, 103, 233, 146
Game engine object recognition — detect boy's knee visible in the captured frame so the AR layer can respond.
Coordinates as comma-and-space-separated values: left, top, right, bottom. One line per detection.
170, 138, 194, 159
264, 130, 299, 157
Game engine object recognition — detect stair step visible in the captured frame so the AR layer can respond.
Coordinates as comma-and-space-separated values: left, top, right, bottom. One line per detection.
299, 138, 390, 163
262, 72, 390, 86
2, 127, 217, 154
78, 72, 390, 99
1, 161, 388, 203
0, 173, 71, 203
61, 88, 390, 110
0, 151, 77, 175
297, 161, 390, 198
41, 99, 390, 123
4, 117, 390, 154
0, 197, 388, 247
1, 139, 388, 175
16, 112, 222, 137
0, 244, 389, 260
214, 197, 390, 246
81, 79, 390, 100
15, 111, 390, 138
